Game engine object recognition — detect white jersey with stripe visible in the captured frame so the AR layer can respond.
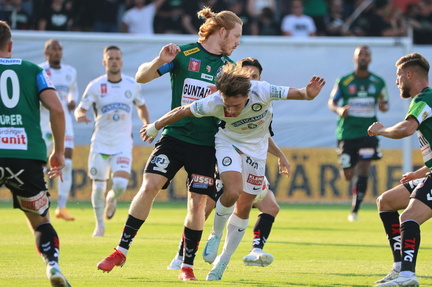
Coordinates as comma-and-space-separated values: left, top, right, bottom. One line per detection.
78, 74, 145, 154
39, 62, 79, 141
190, 80, 290, 159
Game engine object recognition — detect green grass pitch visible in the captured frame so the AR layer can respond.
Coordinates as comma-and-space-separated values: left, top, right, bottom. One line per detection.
1, 201, 432, 287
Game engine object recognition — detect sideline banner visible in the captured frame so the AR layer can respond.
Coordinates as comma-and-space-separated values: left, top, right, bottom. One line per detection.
0, 146, 424, 203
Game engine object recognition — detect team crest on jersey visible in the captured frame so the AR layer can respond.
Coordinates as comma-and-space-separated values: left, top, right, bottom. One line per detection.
251, 103, 262, 112
184, 47, 200, 56
206, 65, 211, 72
348, 85, 356, 94
66, 74, 72, 82
45, 69, 51, 76
101, 83, 107, 94
125, 90, 132, 98
222, 156, 232, 166
188, 58, 201, 72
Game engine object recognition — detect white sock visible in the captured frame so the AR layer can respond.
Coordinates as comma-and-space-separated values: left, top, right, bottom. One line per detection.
219, 214, 249, 263
393, 262, 401, 272
57, 158, 72, 208
399, 271, 415, 277
91, 181, 107, 227
213, 199, 234, 235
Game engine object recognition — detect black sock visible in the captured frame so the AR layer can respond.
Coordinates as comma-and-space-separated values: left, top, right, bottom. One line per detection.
177, 237, 184, 257
182, 226, 202, 266
400, 220, 420, 273
380, 211, 401, 263
252, 213, 275, 250
35, 223, 60, 264
352, 176, 368, 213
118, 214, 144, 250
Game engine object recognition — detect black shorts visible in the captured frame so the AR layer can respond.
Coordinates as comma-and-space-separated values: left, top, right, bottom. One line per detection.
144, 135, 217, 195
411, 173, 432, 209
337, 136, 382, 169
0, 158, 50, 216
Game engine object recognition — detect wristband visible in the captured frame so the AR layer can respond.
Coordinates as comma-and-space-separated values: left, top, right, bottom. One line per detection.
146, 123, 159, 138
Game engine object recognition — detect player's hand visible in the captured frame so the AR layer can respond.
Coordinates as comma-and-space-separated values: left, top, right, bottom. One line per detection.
159, 43, 180, 63
338, 105, 350, 118
400, 171, 416, 184
140, 123, 159, 143
368, 122, 384, 136
305, 76, 326, 100
75, 114, 91, 124
278, 157, 291, 177
68, 100, 76, 111
48, 151, 65, 180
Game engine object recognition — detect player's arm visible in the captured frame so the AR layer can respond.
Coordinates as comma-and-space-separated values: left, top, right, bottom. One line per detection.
267, 137, 290, 177
40, 88, 65, 178
378, 85, 390, 112
367, 117, 418, 139
136, 104, 150, 125
328, 83, 349, 117
135, 43, 180, 84
286, 76, 325, 101
140, 104, 194, 143
400, 165, 429, 184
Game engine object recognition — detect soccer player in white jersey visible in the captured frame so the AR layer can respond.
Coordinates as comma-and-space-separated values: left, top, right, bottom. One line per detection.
166, 57, 290, 270
75, 45, 150, 237
40, 39, 79, 221
141, 63, 325, 280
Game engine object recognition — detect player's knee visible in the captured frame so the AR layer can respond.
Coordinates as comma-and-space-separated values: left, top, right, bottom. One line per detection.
112, 177, 129, 197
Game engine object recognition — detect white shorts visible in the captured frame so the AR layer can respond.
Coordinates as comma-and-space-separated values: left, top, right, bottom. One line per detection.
216, 143, 266, 195
88, 147, 132, 180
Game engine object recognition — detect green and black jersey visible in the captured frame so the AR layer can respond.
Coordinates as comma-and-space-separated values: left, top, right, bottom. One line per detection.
158, 42, 234, 147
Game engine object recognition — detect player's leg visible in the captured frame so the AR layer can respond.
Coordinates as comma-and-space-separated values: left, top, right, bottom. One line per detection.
375, 182, 413, 283
243, 189, 279, 267
168, 186, 218, 270
97, 136, 182, 272
105, 151, 132, 220
55, 146, 74, 221
88, 151, 110, 237
5, 158, 71, 286
178, 144, 217, 281
207, 191, 255, 281
350, 159, 371, 219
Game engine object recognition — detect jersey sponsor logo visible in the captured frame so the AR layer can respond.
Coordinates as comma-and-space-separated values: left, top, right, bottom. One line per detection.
201, 73, 213, 81
181, 78, 212, 105
101, 103, 131, 113
222, 156, 232, 166
0, 127, 28, 150
116, 156, 130, 166
0, 58, 21, 65
251, 103, 262, 112
247, 174, 264, 186
191, 174, 214, 189
101, 83, 107, 94
151, 154, 169, 173
188, 58, 201, 72
184, 47, 200, 56
17, 191, 49, 215
231, 110, 268, 127
246, 156, 259, 169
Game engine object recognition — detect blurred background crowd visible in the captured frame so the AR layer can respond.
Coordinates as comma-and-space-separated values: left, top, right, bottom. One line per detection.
0, 0, 431, 44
